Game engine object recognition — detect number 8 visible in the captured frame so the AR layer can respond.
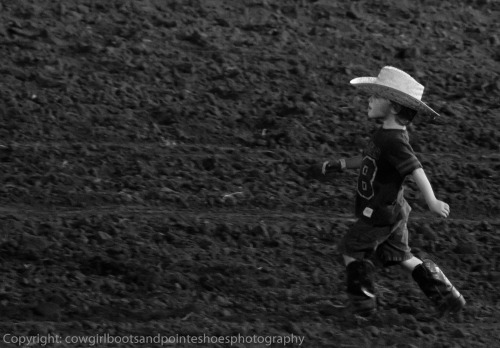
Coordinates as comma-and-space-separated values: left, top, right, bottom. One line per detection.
358, 157, 377, 199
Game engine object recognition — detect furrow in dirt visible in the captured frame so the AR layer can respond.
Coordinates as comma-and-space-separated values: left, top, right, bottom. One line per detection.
1, 205, 498, 226
4, 141, 500, 160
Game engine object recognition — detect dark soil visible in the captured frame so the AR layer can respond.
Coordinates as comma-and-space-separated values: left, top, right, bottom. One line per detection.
0, 0, 499, 347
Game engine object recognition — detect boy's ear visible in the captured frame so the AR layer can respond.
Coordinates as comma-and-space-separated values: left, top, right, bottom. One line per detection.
390, 102, 402, 114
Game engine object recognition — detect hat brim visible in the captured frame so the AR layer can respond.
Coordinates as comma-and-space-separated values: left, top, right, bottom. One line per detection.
350, 77, 440, 119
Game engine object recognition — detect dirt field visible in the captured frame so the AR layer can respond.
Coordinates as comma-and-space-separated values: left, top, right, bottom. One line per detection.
0, 0, 499, 347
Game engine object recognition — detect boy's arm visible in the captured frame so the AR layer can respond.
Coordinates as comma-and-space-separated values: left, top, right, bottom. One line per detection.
323, 156, 362, 174
412, 168, 450, 218
305, 156, 362, 181
304, 156, 362, 181
344, 156, 363, 170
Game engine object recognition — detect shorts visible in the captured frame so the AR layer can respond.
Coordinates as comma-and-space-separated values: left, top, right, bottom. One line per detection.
338, 200, 413, 266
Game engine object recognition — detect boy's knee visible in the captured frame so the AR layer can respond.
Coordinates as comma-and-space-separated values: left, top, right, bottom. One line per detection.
399, 256, 423, 272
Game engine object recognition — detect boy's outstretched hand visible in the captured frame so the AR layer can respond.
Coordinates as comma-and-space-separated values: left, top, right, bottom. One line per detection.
429, 199, 450, 218
305, 163, 326, 180
412, 168, 450, 219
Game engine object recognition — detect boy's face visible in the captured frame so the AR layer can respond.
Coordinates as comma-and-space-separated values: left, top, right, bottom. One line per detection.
368, 95, 393, 120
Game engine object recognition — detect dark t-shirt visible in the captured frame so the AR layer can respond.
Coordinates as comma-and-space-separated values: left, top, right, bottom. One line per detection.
355, 128, 421, 225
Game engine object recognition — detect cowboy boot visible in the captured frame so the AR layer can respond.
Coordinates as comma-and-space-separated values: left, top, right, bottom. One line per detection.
412, 259, 466, 316
346, 259, 377, 316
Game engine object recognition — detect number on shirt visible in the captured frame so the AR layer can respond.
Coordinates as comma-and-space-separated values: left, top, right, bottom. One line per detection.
358, 157, 377, 199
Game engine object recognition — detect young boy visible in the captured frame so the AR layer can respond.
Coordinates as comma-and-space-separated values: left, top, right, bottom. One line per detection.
311, 66, 466, 317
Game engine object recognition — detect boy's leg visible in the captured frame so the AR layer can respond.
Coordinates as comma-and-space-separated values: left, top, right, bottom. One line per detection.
399, 256, 423, 273
339, 224, 383, 316
377, 216, 466, 316
401, 257, 466, 316
338, 219, 397, 317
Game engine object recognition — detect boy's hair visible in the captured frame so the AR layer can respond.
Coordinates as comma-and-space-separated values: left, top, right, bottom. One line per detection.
391, 101, 417, 125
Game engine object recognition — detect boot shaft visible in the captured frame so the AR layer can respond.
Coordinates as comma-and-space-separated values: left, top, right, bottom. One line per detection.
412, 259, 465, 315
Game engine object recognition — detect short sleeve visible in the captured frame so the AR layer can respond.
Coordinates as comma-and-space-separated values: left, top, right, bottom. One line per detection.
385, 137, 422, 176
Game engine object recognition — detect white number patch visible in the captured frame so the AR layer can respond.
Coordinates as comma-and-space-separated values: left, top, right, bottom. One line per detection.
357, 157, 377, 199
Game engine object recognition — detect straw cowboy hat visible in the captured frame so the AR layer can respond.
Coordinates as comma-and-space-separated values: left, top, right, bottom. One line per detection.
350, 66, 440, 120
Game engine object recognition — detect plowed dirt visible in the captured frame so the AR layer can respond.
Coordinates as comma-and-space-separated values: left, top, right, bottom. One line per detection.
0, 0, 499, 347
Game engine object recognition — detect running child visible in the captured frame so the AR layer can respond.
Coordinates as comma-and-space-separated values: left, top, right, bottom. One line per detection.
310, 66, 466, 317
